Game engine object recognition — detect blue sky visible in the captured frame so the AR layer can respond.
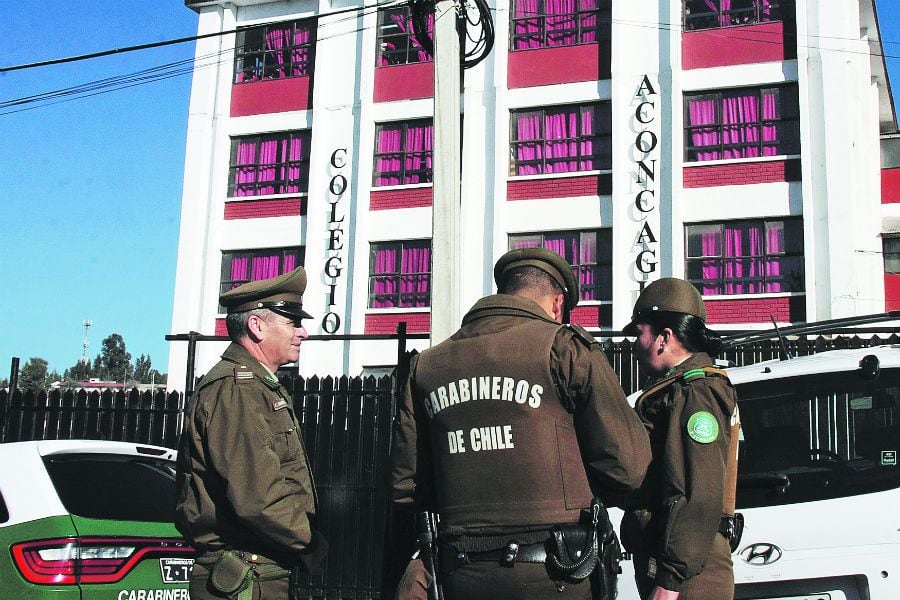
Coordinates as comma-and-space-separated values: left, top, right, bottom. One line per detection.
1, 1, 899, 378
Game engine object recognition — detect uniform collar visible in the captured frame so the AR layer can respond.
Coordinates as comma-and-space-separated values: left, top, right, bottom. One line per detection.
461, 294, 558, 326
660, 351, 713, 380
221, 342, 283, 389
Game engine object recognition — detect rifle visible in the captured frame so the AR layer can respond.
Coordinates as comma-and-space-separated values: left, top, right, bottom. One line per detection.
415, 511, 441, 600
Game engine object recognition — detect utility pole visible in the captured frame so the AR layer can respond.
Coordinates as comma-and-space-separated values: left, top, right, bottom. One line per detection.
430, 0, 462, 346
81, 320, 92, 364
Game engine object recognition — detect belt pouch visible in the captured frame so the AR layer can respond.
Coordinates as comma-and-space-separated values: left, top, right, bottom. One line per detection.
547, 522, 598, 581
210, 550, 253, 596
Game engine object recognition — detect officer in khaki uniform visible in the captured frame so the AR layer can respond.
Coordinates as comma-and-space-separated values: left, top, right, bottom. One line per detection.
620, 278, 740, 600
175, 267, 326, 600
391, 248, 652, 600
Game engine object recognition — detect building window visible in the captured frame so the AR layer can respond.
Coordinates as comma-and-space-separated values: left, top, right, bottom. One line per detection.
684, 0, 786, 31
509, 230, 611, 301
373, 120, 433, 186
377, 6, 434, 66
884, 237, 900, 275
510, 0, 609, 50
685, 85, 800, 162
686, 218, 804, 295
369, 241, 432, 308
510, 103, 611, 176
220, 247, 304, 311
234, 19, 316, 83
229, 131, 312, 197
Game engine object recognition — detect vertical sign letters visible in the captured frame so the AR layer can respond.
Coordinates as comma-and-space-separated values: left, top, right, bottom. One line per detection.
322, 148, 347, 334
632, 75, 660, 290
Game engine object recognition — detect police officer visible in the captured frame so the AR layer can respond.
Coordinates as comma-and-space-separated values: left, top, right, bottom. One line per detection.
391, 248, 652, 600
620, 278, 740, 600
175, 267, 326, 600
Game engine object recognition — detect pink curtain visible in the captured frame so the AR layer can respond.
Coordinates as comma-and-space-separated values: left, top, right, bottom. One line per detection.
766, 222, 784, 291
230, 256, 250, 287
722, 94, 759, 159
546, 0, 577, 46
283, 136, 306, 194
515, 113, 543, 175
234, 141, 258, 197
375, 127, 402, 186
514, 0, 543, 49
291, 23, 312, 76
380, 10, 433, 65
701, 229, 722, 295
405, 124, 433, 184
688, 98, 720, 161
257, 140, 278, 195
265, 26, 287, 78
401, 245, 431, 306
580, 0, 599, 43
372, 247, 398, 307
761, 89, 779, 156
579, 234, 596, 300
723, 223, 764, 294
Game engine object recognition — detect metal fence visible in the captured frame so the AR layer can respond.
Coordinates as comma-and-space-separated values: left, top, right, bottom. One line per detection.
4, 333, 900, 598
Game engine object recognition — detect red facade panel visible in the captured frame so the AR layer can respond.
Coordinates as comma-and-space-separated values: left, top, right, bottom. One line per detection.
224, 197, 305, 220
370, 187, 433, 210
365, 312, 431, 334
507, 175, 604, 200
885, 274, 900, 311
882, 168, 900, 204
571, 304, 611, 328
682, 22, 785, 70
683, 159, 795, 188
230, 77, 312, 117
215, 319, 227, 336
705, 296, 805, 324
508, 44, 605, 89
374, 62, 434, 103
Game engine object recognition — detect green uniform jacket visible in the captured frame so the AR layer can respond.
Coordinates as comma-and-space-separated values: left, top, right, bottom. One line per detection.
390, 294, 651, 540
624, 352, 737, 592
175, 343, 317, 563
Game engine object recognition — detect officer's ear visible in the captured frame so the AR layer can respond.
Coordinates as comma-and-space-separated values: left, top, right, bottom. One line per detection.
551, 293, 566, 323
247, 313, 267, 342
657, 327, 675, 353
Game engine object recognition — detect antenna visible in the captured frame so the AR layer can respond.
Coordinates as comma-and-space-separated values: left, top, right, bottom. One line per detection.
770, 315, 793, 361
81, 320, 92, 364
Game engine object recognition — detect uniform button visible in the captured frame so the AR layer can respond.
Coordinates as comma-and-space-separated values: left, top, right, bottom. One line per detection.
251, 554, 258, 561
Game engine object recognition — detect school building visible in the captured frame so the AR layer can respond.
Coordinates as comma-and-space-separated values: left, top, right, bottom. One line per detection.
168, 0, 900, 386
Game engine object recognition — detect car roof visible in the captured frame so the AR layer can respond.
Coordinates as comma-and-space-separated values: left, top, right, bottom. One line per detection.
725, 344, 900, 385
0, 440, 176, 527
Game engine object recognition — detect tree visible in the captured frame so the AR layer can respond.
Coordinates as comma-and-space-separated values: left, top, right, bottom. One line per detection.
133, 354, 153, 383
99, 334, 131, 381
64, 359, 94, 382
20, 357, 52, 390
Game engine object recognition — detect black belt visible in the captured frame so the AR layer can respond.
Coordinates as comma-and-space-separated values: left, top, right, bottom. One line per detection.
446, 541, 548, 571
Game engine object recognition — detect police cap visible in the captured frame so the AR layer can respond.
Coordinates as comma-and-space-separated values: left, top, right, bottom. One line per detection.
493, 247, 580, 310
219, 266, 313, 320
622, 277, 706, 335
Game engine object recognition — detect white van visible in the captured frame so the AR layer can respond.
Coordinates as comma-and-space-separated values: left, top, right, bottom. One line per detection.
616, 320, 900, 600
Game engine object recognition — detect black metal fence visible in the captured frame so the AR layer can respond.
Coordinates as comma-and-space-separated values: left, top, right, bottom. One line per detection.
4, 333, 900, 598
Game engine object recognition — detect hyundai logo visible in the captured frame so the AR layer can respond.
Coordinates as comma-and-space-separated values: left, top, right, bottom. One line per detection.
739, 543, 783, 566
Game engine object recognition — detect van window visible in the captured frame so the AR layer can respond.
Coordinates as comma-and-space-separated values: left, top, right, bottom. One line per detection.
44, 453, 177, 522
736, 369, 900, 508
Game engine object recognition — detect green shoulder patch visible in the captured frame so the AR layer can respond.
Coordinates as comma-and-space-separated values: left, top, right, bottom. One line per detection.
682, 368, 706, 382
686, 411, 719, 444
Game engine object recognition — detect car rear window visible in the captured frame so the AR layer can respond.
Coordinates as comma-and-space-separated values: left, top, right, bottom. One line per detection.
43, 453, 177, 522
736, 367, 900, 508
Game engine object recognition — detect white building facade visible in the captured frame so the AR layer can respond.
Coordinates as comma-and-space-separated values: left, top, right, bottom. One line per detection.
168, 0, 897, 388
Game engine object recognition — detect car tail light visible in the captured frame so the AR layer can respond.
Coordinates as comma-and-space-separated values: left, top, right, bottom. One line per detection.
11, 537, 194, 585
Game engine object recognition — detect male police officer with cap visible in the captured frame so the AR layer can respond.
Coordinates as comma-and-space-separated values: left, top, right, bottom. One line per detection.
620, 278, 739, 600
176, 267, 326, 600
391, 248, 651, 600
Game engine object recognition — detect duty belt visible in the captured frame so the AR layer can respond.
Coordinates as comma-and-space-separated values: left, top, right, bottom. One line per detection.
443, 541, 547, 572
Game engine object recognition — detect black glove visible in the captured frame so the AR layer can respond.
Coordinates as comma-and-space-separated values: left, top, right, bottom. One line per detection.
298, 529, 329, 576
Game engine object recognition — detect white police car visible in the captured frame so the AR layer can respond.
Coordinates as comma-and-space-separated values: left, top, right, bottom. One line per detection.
0, 440, 194, 599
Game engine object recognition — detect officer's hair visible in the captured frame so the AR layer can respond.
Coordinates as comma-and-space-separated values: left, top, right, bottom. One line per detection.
498, 265, 563, 299
225, 308, 271, 340
644, 311, 724, 356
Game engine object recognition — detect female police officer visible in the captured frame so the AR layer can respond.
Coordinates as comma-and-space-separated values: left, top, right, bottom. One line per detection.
620, 278, 740, 600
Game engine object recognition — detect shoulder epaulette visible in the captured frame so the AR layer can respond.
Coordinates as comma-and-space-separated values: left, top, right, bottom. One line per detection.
562, 323, 599, 348
234, 365, 255, 383
638, 366, 730, 402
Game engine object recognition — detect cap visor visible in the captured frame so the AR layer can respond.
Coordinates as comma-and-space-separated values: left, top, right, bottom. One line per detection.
622, 321, 638, 336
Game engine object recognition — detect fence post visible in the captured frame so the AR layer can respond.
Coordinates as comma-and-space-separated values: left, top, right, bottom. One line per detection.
1, 357, 18, 442
185, 331, 200, 399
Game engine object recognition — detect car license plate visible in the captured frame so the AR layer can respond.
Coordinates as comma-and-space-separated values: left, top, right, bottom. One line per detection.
159, 557, 194, 583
